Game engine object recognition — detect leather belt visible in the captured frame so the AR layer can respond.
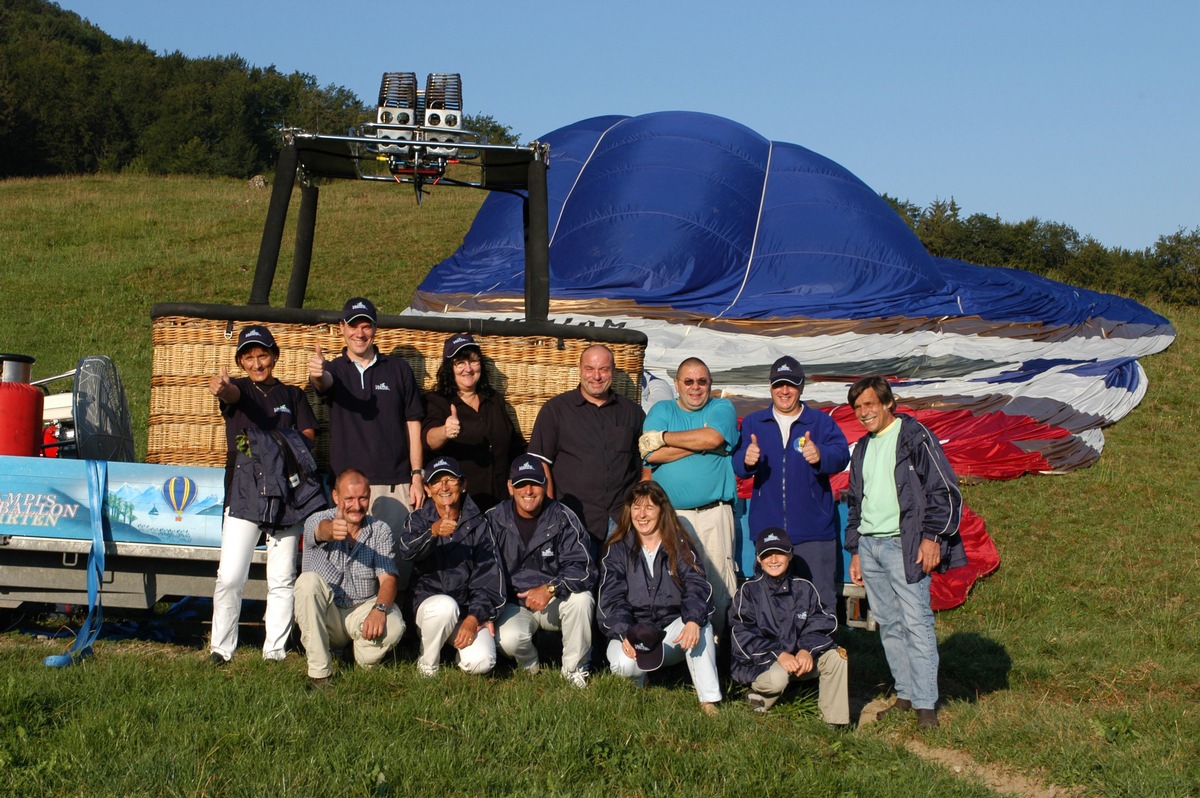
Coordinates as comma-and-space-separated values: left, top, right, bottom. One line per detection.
687, 499, 732, 512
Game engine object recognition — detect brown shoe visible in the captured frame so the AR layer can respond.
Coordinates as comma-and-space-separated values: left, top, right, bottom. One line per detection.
876, 697, 912, 720
700, 702, 720, 717
916, 708, 939, 729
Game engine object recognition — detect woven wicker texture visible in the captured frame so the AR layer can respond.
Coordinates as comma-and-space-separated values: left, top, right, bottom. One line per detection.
148, 315, 645, 468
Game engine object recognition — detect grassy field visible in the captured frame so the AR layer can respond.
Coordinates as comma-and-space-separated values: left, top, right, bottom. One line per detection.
1, 175, 1197, 796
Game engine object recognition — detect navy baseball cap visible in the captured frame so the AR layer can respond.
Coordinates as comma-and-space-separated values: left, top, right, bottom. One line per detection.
627, 622, 666, 671
341, 297, 378, 325
769, 356, 805, 388
443, 332, 479, 360
509, 453, 547, 486
425, 456, 463, 482
235, 325, 278, 356
754, 527, 793, 559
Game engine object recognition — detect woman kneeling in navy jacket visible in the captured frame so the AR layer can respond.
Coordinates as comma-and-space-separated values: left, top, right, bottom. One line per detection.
597, 481, 722, 715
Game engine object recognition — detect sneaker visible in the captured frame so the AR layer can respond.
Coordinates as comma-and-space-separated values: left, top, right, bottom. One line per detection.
916, 708, 939, 729
876, 697, 912, 720
746, 693, 769, 713
306, 676, 332, 692
700, 702, 720, 717
263, 651, 286, 662
563, 668, 589, 689
209, 652, 228, 667
417, 662, 439, 678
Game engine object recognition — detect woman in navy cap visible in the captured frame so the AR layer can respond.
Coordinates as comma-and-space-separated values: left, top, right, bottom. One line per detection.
207, 324, 319, 665
422, 332, 525, 511
597, 481, 723, 715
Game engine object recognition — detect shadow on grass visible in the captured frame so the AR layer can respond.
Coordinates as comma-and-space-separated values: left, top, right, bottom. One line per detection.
841, 627, 1012, 705
938, 631, 1012, 701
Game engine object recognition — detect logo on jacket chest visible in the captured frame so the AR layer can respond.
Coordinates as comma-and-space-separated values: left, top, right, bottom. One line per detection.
796, 611, 809, 621
374, 382, 391, 392
273, 404, 292, 415
540, 545, 554, 559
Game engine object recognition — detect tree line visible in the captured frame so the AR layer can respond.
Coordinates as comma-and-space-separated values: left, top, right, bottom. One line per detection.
884, 196, 1199, 307
3, 1, 1194, 305
0, 0, 517, 178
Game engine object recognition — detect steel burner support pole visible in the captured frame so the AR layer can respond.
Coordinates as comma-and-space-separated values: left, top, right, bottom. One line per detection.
249, 143, 299, 306
524, 145, 550, 323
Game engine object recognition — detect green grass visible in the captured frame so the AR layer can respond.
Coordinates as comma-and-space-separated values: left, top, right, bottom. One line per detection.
2, 175, 1198, 796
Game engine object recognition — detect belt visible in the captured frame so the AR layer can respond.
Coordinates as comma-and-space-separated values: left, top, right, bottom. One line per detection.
687, 499, 732, 512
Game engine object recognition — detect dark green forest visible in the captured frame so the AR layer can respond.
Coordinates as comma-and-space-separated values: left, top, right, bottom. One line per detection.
2, 0, 1196, 304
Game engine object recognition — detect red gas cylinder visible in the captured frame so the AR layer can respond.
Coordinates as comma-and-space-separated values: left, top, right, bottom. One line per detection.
0, 381, 44, 456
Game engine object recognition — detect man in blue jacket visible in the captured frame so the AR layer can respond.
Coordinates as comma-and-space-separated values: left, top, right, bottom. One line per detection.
844, 376, 966, 729
397, 456, 505, 676
730, 528, 849, 725
489, 453, 596, 687
733, 356, 850, 611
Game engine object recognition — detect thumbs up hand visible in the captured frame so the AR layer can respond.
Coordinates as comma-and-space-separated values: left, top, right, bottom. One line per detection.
308, 343, 326, 380
444, 404, 461, 439
209, 366, 232, 398
744, 433, 761, 468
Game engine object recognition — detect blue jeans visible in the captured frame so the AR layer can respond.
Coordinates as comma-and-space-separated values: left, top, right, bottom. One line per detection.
858, 535, 939, 710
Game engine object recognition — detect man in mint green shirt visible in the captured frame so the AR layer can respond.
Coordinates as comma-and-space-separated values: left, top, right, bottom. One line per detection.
844, 376, 965, 730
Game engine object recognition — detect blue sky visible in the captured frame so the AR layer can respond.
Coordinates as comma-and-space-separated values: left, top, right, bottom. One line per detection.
58, 1, 1198, 251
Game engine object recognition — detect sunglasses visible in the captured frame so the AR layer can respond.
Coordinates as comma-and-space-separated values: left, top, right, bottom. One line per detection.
679, 378, 711, 387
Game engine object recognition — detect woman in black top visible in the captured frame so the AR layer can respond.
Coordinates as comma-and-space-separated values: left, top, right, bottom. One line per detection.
423, 333, 525, 511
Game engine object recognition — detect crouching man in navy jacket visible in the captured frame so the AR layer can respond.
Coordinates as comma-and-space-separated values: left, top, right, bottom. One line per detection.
730, 528, 849, 725
489, 453, 596, 687
397, 456, 505, 677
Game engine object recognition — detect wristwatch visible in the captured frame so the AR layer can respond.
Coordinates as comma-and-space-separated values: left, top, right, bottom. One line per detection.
373, 603, 390, 613
545, 584, 557, 598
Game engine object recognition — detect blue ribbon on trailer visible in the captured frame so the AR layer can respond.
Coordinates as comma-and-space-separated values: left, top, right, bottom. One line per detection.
44, 459, 107, 667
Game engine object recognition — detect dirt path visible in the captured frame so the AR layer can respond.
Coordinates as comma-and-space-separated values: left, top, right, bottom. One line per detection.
857, 697, 1084, 797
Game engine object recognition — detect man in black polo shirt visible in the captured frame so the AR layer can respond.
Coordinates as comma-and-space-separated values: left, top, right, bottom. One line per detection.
528, 344, 645, 544
309, 297, 425, 582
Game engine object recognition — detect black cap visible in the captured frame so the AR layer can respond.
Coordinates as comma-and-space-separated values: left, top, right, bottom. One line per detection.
509, 453, 547, 486
443, 332, 479, 360
341, 297, 378, 325
754, 527, 793, 559
424, 456, 464, 483
769, 356, 805, 388
236, 325, 278, 356
626, 621, 666, 671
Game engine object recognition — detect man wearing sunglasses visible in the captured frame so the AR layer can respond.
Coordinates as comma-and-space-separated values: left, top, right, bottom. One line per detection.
637, 357, 739, 637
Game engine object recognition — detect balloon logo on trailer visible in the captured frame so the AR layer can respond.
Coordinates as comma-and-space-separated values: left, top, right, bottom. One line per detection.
162, 476, 197, 522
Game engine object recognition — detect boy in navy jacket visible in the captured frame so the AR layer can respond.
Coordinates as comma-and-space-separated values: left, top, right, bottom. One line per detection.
729, 527, 849, 725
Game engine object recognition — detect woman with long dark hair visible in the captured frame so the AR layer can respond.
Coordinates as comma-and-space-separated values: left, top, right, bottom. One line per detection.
423, 333, 525, 511
597, 481, 722, 714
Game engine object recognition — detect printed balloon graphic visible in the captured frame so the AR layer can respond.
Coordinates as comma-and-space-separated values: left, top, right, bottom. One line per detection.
162, 476, 197, 522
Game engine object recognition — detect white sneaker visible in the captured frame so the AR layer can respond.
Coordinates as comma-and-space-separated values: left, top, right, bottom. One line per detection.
563, 668, 589, 689
746, 693, 769, 713
417, 662, 439, 678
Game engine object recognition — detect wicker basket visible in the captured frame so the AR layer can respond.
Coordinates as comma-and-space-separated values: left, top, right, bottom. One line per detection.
148, 314, 645, 469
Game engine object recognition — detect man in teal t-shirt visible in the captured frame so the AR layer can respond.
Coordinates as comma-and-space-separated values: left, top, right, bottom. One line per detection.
639, 357, 739, 635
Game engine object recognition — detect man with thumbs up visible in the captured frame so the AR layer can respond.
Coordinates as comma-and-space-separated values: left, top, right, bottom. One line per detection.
732, 356, 850, 612
309, 298, 425, 587
294, 468, 404, 689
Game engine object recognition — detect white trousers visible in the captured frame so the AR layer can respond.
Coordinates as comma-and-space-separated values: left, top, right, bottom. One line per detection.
415, 594, 497, 675
678, 504, 737, 636
607, 617, 722, 704
496, 590, 595, 673
210, 509, 299, 660
292, 571, 405, 679
749, 648, 850, 724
